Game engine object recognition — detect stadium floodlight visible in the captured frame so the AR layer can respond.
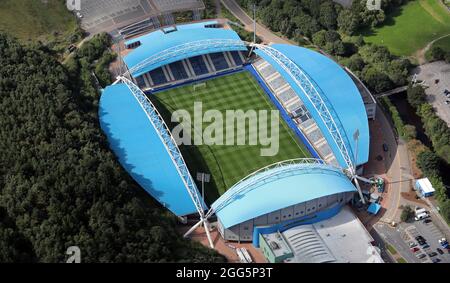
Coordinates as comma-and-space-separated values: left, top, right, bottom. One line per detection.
115, 76, 215, 248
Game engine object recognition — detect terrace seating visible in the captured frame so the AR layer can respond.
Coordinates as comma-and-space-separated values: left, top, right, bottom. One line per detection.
169, 61, 189, 81
259, 64, 277, 78
149, 67, 167, 85
277, 88, 296, 104
209, 52, 229, 71
268, 76, 287, 91
135, 76, 146, 88
231, 51, 245, 66
189, 56, 209, 76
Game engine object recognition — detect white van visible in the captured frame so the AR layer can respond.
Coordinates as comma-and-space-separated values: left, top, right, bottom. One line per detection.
415, 208, 427, 216
415, 212, 430, 221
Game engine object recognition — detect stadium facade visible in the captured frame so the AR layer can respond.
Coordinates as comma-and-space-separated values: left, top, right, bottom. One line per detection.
99, 21, 382, 262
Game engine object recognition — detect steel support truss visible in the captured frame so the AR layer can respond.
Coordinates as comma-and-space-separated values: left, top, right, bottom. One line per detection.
116, 76, 214, 248
206, 158, 345, 218
115, 41, 371, 246
126, 39, 246, 77
250, 44, 355, 174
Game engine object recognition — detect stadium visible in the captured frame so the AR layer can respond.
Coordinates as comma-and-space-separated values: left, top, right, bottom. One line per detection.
99, 21, 382, 263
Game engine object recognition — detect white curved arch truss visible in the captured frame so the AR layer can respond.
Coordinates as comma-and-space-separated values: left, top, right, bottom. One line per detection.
207, 158, 347, 218
251, 44, 355, 173
117, 76, 206, 216
126, 39, 246, 77
116, 40, 369, 246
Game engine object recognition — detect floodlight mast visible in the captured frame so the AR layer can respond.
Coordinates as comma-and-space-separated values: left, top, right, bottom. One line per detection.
252, 2, 256, 45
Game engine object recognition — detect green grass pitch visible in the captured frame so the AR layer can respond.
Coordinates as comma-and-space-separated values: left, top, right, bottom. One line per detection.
152, 71, 311, 203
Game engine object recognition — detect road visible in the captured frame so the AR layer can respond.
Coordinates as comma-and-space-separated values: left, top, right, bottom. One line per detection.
370, 104, 413, 224
415, 34, 450, 65
374, 223, 420, 263
220, 0, 293, 44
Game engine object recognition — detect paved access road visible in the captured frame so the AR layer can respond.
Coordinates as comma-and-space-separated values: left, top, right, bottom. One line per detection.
370, 104, 414, 224
221, 0, 292, 44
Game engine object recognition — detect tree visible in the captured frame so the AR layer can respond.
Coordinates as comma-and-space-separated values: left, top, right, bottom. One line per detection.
0, 33, 226, 263
337, 9, 358, 35
400, 205, 414, 222
404, 124, 417, 141
346, 54, 365, 72
427, 46, 446, 62
417, 150, 441, 176
319, 1, 338, 30
439, 200, 450, 224
386, 59, 410, 86
407, 85, 427, 110
362, 66, 393, 93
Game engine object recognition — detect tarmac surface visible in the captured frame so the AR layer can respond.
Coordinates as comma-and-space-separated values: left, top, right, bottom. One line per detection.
414, 61, 450, 127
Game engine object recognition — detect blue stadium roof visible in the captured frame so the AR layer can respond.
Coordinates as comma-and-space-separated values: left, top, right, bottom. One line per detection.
254, 45, 369, 167
99, 83, 203, 216
124, 24, 246, 78
212, 163, 357, 228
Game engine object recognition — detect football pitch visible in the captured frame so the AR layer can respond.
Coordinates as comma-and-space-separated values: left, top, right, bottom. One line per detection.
152, 71, 310, 202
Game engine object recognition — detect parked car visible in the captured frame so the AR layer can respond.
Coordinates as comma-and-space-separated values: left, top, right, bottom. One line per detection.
382, 143, 389, 152
432, 258, 441, 263
439, 238, 448, 247
437, 248, 444, 255
424, 219, 432, 224
416, 236, 426, 242
428, 252, 437, 257
411, 247, 420, 253
416, 253, 426, 259
422, 244, 430, 249
409, 242, 417, 248
415, 212, 430, 221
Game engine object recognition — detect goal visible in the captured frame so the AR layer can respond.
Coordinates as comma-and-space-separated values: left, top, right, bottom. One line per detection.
193, 82, 207, 91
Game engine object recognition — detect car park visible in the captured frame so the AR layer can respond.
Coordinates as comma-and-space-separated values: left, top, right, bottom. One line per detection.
411, 247, 420, 253
415, 212, 430, 221
416, 253, 426, 259
439, 238, 449, 249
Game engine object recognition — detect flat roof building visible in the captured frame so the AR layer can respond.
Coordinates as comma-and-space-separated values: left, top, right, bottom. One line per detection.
415, 178, 435, 197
